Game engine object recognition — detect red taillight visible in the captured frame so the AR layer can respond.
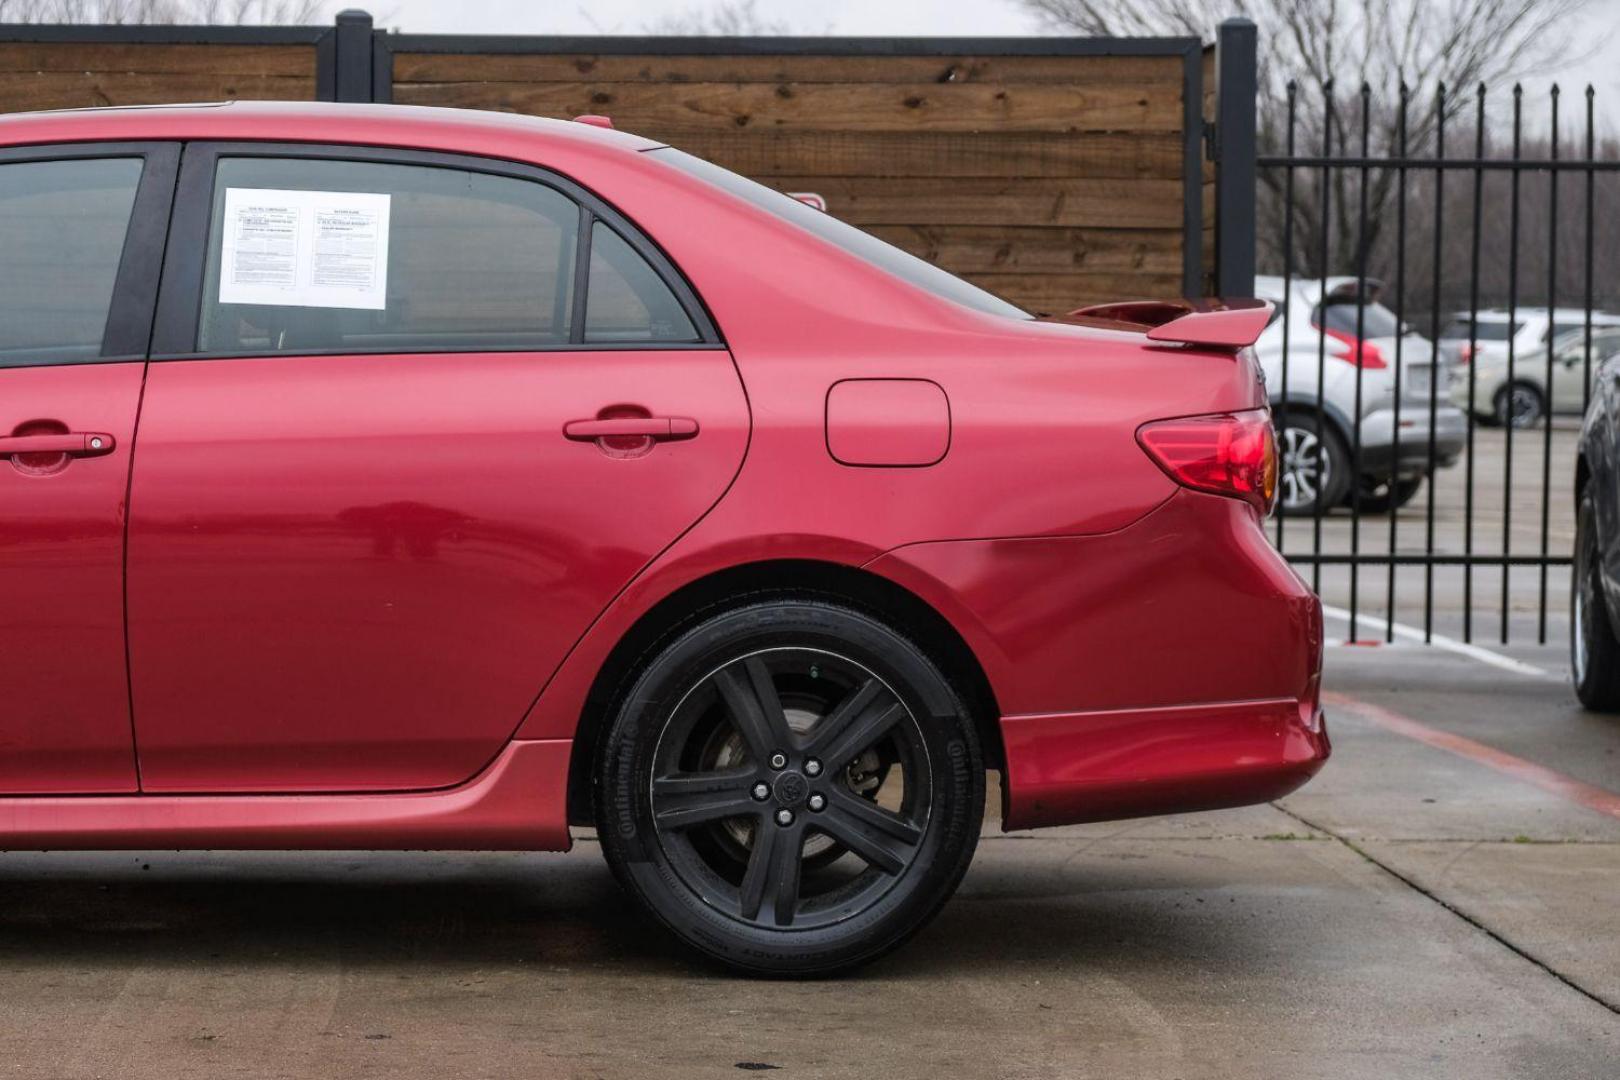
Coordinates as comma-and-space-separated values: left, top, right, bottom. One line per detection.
1137, 408, 1278, 515
1318, 325, 1388, 369
1457, 343, 1475, 365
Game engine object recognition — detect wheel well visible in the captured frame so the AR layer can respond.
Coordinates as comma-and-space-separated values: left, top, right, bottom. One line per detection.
565, 559, 1004, 825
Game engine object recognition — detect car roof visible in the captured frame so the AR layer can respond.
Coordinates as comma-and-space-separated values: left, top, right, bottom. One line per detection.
0, 100, 666, 155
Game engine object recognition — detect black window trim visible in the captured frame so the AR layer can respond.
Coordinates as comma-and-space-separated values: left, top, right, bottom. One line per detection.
151, 141, 723, 361
0, 141, 180, 369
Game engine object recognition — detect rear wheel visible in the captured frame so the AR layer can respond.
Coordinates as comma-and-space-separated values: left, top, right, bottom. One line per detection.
1274, 411, 1350, 517
1494, 382, 1545, 428
1573, 494, 1620, 712
595, 599, 984, 975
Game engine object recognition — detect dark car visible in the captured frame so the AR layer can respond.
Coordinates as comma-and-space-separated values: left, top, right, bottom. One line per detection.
1574, 348, 1620, 711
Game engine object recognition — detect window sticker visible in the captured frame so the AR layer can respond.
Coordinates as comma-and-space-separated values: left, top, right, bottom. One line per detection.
218, 187, 391, 310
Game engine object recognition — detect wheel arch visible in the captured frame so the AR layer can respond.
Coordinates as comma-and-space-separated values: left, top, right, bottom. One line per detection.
565, 558, 1004, 825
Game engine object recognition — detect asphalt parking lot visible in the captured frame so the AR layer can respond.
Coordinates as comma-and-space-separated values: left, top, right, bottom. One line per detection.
2, 641, 1616, 1078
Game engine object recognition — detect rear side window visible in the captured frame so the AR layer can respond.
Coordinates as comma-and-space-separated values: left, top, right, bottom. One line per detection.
1441, 318, 1516, 341
0, 157, 142, 364
198, 158, 581, 354
585, 220, 698, 343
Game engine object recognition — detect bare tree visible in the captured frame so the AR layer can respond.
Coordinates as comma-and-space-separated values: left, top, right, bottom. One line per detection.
0, 0, 325, 22
1019, 0, 1608, 277
644, 0, 794, 35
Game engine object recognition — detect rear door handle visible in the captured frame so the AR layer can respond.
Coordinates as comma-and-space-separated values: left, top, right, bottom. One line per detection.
563, 417, 699, 441
0, 432, 116, 456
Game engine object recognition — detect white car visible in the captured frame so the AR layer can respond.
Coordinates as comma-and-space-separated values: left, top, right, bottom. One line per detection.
1254, 275, 1467, 515
1449, 324, 1620, 427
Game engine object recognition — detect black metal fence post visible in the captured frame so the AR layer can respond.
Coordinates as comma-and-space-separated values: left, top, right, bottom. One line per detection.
331, 9, 376, 103
1214, 16, 1257, 297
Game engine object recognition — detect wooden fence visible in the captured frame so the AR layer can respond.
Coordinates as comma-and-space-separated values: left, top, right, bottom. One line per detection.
0, 12, 1260, 309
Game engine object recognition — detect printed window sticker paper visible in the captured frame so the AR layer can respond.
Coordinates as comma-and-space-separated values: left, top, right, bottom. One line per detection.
219, 188, 392, 311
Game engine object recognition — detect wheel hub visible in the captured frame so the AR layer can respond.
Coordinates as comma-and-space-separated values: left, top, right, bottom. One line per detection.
774, 770, 810, 808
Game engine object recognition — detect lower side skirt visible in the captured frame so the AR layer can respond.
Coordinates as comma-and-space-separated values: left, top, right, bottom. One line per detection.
0, 740, 572, 852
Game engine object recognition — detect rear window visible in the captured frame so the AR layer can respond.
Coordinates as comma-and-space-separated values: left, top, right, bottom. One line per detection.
1314, 300, 1401, 339
649, 147, 1029, 320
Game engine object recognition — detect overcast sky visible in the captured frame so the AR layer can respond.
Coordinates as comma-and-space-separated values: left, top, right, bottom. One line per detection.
372, 0, 1620, 126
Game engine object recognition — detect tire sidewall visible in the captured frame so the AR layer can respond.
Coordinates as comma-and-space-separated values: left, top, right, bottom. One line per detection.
596, 600, 983, 974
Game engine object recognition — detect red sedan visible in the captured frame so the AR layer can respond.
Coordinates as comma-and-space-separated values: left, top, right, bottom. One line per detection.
0, 102, 1327, 974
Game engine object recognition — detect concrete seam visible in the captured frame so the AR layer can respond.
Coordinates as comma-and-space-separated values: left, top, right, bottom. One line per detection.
1270, 800, 1620, 1018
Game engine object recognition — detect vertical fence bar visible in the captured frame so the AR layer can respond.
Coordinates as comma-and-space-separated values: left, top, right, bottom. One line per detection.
1539, 86, 1559, 643
1348, 85, 1372, 641
1215, 17, 1258, 297
1424, 84, 1446, 642
1502, 86, 1522, 645
1387, 83, 1409, 640
1583, 86, 1596, 418
1312, 83, 1335, 596
1464, 85, 1486, 643
1277, 82, 1298, 548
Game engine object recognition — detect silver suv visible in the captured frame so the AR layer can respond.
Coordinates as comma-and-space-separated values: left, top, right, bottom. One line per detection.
1254, 275, 1467, 515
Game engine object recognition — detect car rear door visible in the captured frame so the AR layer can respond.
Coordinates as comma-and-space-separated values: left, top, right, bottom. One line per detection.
0, 143, 176, 793
127, 144, 747, 793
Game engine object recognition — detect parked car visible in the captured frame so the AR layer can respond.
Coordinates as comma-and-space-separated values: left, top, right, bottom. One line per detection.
1440, 308, 1620, 423
0, 102, 1328, 975
1451, 326, 1620, 427
1253, 275, 1467, 515
1572, 343, 1620, 711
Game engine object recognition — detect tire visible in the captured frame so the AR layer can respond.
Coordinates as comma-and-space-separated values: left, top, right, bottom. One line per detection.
595, 598, 984, 975
1494, 382, 1545, 429
1573, 493, 1620, 712
1274, 411, 1350, 517
1351, 475, 1424, 515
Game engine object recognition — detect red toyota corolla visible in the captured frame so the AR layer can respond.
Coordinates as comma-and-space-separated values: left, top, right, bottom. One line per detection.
0, 102, 1326, 974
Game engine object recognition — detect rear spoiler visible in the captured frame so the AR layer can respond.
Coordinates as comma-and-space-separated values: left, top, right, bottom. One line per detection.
1064, 298, 1274, 350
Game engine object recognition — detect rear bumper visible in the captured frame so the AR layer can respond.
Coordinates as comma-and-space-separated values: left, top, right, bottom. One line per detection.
1000, 700, 1329, 830
866, 488, 1328, 831
1355, 404, 1467, 476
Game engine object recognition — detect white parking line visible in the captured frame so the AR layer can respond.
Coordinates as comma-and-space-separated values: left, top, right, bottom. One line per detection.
1320, 603, 1557, 680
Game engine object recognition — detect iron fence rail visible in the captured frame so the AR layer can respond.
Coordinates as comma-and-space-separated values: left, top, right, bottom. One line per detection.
1251, 75, 1608, 645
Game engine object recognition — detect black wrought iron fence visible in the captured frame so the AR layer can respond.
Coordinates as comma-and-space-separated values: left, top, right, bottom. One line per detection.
1233, 65, 1618, 647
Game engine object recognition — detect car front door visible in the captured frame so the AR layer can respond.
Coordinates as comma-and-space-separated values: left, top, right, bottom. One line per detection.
0, 145, 176, 794
127, 146, 747, 793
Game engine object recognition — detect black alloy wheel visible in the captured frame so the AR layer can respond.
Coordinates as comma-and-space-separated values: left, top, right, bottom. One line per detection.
595, 599, 983, 975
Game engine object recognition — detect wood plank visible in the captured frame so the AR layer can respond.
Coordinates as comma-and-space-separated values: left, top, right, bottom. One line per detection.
754, 176, 1185, 228
393, 80, 1183, 133
392, 52, 1183, 86
0, 71, 315, 112
964, 271, 1186, 312
862, 224, 1184, 274
658, 130, 1183, 179
0, 42, 314, 76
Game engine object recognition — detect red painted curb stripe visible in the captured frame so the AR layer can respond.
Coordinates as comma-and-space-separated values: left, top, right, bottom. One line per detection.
1323, 690, 1620, 821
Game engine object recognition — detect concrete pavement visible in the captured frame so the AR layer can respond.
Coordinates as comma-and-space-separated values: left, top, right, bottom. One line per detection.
1, 644, 1617, 1078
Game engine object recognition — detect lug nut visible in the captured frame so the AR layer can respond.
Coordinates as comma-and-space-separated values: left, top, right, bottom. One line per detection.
807, 793, 826, 812
769, 751, 788, 770
775, 808, 795, 827
803, 758, 822, 777
751, 782, 770, 801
